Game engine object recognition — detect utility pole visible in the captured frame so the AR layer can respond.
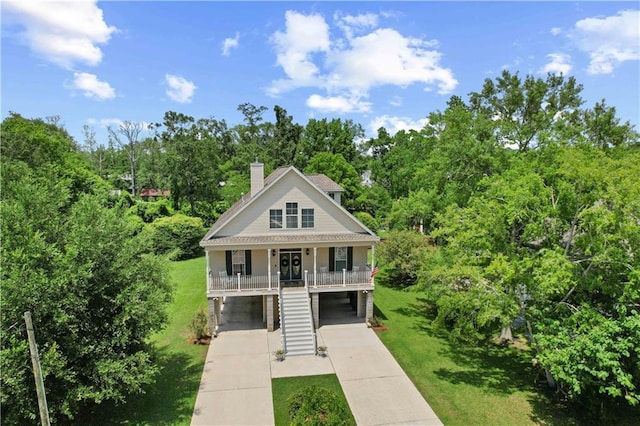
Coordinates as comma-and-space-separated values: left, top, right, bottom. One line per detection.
24, 311, 51, 426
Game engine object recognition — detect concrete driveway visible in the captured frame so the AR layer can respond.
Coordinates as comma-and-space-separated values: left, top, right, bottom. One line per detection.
191, 294, 441, 425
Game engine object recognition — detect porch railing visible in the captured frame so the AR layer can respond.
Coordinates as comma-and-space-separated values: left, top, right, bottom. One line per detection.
207, 269, 372, 293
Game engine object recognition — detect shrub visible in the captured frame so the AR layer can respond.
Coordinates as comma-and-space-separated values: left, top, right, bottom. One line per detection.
287, 386, 350, 425
377, 229, 434, 288
144, 214, 205, 260
129, 199, 173, 223
189, 308, 209, 341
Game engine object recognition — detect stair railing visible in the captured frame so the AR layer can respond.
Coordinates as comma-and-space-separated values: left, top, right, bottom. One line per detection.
305, 285, 317, 355
278, 273, 286, 355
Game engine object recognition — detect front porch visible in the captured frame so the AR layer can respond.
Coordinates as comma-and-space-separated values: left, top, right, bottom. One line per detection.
207, 269, 374, 297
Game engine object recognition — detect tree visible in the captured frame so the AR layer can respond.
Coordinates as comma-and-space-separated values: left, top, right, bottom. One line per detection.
304, 152, 362, 211
296, 117, 364, 170
270, 105, 303, 167
419, 145, 640, 416
154, 111, 222, 220
468, 70, 584, 151
377, 229, 434, 288
0, 115, 172, 423
107, 121, 145, 196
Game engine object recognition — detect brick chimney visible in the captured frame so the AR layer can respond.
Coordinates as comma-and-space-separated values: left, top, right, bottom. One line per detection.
250, 162, 264, 197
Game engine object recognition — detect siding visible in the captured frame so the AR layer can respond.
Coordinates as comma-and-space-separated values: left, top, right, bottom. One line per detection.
219, 172, 366, 236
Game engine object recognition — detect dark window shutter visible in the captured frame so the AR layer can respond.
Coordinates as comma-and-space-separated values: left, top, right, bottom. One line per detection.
329, 247, 335, 272
347, 246, 353, 271
225, 251, 232, 275
245, 250, 252, 275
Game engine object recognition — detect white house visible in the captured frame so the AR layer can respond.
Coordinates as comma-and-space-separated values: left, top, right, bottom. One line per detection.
200, 163, 379, 356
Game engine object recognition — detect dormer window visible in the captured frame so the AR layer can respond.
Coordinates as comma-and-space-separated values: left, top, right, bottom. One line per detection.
286, 202, 298, 228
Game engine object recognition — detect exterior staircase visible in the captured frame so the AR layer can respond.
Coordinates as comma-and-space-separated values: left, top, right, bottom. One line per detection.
279, 288, 316, 357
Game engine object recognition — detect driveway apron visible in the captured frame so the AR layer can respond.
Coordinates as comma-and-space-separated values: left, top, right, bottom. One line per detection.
319, 324, 442, 426
192, 294, 441, 425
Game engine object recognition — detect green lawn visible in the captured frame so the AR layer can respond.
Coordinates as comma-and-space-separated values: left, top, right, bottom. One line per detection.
96, 256, 209, 425
372, 284, 579, 426
272, 374, 356, 426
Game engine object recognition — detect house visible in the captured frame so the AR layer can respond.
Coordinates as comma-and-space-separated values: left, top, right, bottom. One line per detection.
200, 163, 379, 356
139, 188, 170, 201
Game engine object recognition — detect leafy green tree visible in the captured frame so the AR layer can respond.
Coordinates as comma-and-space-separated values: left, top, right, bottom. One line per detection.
377, 230, 434, 288
154, 111, 223, 220
419, 145, 640, 416
270, 105, 303, 167
296, 117, 364, 170
304, 152, 362, 211
1, 154, 172, 423
468, 70, 584, 151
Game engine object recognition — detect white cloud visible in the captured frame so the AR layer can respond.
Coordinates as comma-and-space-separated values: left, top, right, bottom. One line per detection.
550, 27, 562, 36
390, 96, 402, 107
269, 11, 331, 95
222, 32, 240, 56
571, 10, 640, 74
334, 12, 379, 39
540, 53, 572, 75
306, 94, 372, 113
3, 1, 116, 69
165, 74, 196, 103
268, 10, 457, 112
87, 118, 150, 129
70, 72, 116, 100
369, 115, 429, 136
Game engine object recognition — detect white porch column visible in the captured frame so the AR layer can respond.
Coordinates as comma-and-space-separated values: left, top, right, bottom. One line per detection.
313, 247, 317, 288
357, 291, 367, 318
262, 295, 267, 323
371, 245, 376, 287
312, 293, 319, 329
267, 248, 271, 290
205, 250, 211, 292
366, 291, 374, 319
267, 295, 275, 332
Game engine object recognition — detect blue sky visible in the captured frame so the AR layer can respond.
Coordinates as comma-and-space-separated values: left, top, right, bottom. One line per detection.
2, 2, 639, 145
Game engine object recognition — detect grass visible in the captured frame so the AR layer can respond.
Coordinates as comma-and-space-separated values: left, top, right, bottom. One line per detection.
372, 283, 580, 426
95, 256, 209, 425
272, 374, 356, 426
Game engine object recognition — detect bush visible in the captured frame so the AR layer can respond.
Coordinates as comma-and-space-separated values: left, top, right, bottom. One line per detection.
144, 214, 206, 260
377, 229, 434, 288
287, 386, 350, 425
190, 308, 209, 341
354, 212, 378, 233
129, 199, 173, 223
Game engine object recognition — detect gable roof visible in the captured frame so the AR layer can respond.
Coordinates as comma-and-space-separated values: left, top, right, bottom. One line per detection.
305, 174, 344, 192
201, 166, 374, 244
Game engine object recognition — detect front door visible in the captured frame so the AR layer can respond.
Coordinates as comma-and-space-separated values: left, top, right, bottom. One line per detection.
280, 250, 302, 282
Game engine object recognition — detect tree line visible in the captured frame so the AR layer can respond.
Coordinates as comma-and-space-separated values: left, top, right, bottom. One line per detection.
1, 70, 638, 422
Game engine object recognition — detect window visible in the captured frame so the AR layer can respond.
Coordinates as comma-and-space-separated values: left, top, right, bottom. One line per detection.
302, 208, 314, 228
328, 193, 335, 200
335, 246, 347, 271
270, 209, 282, 229
286, 202, 298, 228
232, 250, 245, 275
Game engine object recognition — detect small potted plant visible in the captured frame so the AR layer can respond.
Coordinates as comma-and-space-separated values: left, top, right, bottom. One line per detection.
274, 348, 285, 361
316, 345, 328, 357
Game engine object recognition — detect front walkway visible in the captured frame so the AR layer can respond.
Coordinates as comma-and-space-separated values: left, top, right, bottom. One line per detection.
191, 296, 442, 425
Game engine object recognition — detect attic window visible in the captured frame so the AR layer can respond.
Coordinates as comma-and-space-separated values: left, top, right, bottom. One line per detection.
286, 202, 298, 228
270, 209, 282, 229
302, 208, 314, 228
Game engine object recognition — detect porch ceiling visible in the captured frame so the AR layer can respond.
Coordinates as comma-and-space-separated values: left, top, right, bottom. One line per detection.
200, 233, 379, 249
